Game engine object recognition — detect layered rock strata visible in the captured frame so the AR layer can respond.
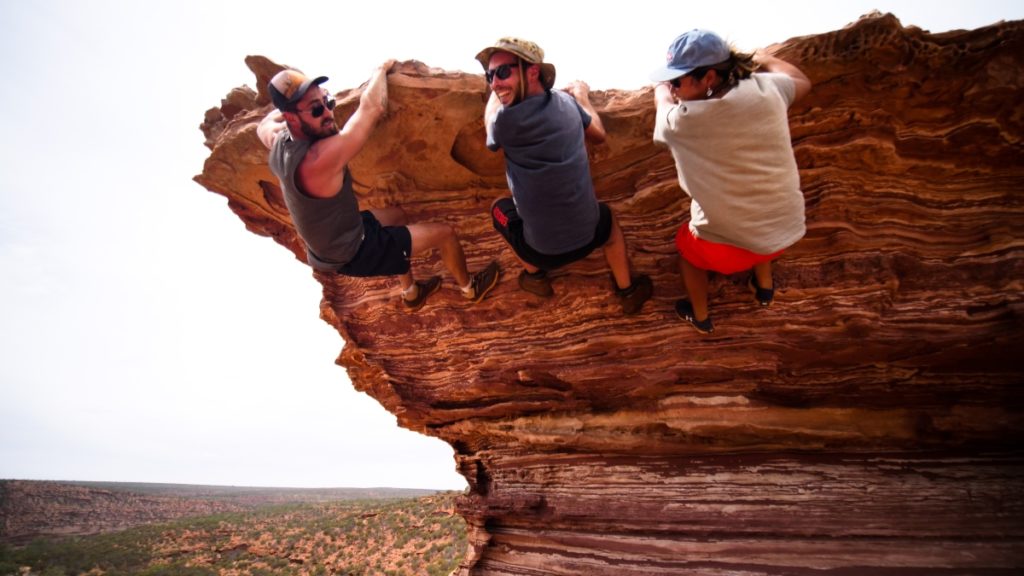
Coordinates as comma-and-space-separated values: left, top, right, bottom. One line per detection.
196, 13, 1024, 574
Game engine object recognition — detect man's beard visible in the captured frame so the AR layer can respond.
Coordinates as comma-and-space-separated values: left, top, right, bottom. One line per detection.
300, 117, 339, 140
508, 77, 526, 106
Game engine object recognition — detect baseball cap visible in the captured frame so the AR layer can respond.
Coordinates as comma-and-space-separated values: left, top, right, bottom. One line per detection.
475, 37, 557, 90
650, 29, 730, 82
268, 69, 328, 110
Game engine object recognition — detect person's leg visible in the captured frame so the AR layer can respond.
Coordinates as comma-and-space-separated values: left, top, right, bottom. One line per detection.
749, 259, 775, 306
514, 256, 541, 274
499, 246, 541, 275
369, 206, 408, 227
680, 257, 710, 321
396, 271, 415, 293
367, 207, 416, 293
491, 197, 550, 297
673, 224, 713, 330
753, 260, 773, 290
407, 222, 470, 287
598, 207, 651, 314
602, 212, 632, 291
491, 198, 542, 274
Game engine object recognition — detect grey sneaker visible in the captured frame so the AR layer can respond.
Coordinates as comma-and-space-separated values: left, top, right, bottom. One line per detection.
402, 276, 441, 311
463, 261, 501, 303
616, 274, 653, 315
518, 269, 554, 297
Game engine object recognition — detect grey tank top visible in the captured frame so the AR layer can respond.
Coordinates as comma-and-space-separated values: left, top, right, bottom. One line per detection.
269, 131, 364, 270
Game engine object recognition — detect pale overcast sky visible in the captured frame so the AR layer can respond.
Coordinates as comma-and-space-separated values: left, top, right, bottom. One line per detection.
1, 1, 1020, 490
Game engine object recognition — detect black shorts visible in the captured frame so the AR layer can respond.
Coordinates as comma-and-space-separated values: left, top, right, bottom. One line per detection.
491, 198, 613, 271
337, 211, 412, 277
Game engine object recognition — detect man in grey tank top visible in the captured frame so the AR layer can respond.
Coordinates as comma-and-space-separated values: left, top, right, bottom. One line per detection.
476, 38, 652, 315
257, 62, 499, 310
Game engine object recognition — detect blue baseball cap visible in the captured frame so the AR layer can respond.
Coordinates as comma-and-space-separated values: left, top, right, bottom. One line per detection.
650, 29, 730, 82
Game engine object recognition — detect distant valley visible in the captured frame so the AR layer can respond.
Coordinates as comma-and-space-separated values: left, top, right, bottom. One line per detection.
0, 479, 437, 543
0, 480, 464, 575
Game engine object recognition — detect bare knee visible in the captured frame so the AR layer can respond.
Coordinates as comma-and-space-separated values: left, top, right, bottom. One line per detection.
408, 222, 456, 254
370, 206, 408, 227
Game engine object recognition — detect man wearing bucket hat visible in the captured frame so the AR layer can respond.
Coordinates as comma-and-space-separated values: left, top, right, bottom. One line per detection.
650, 29, 811, 333
256, 62, 499, 310
476, 37, 652, 315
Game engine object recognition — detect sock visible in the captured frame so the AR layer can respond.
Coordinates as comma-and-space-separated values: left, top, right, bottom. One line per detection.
402, 283, 420, 301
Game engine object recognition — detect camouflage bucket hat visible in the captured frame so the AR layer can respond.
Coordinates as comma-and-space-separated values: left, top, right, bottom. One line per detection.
475, 37, 557, 90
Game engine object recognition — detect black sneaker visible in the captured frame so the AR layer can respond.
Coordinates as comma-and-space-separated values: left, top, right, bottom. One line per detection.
518, 269, 554, 297
675, 299, 714, 334
463, 261, 501, 303
403, 276, 441, 311
616, 274, 653, 315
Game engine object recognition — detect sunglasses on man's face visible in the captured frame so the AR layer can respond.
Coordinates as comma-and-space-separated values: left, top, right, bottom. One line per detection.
303, 94, 336, 118
486, 62, 518, 84
670, 77, 682, 88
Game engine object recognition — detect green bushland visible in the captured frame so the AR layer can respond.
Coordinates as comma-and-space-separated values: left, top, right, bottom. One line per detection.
0, 493, 465, 576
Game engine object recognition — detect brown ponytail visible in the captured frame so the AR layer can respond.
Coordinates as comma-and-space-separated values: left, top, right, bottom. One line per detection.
690, 49, 757, 90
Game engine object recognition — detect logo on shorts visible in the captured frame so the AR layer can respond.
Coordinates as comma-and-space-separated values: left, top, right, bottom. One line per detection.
492, 205, 509, 228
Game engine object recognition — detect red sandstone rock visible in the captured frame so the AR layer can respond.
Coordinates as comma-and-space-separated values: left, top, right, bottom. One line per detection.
195, 13, 1024, 575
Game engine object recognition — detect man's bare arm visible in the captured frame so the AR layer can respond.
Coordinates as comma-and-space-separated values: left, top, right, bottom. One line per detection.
298, 60, 397, 196
484, 91, 501, 142
564, 81, 606, 144
257, 110, 285, 150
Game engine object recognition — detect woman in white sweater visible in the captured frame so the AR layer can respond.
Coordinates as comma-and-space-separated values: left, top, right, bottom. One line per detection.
651, 29, 811, 334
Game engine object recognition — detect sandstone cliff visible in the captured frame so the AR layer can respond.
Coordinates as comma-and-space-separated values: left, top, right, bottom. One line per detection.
195, 13, 1024, 574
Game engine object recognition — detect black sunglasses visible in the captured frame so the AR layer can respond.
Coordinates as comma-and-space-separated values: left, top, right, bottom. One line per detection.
302, 94, 336, 118
670, 77, 682, 88
486, 63, 516, 84
486, 61, 530, 84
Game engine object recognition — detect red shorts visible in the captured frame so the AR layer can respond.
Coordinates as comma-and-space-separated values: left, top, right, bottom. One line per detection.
675, 225, 782, 274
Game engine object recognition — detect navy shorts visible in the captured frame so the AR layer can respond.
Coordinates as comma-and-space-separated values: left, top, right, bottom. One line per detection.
337, 211, 412, 277
491, 198, 613, 271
